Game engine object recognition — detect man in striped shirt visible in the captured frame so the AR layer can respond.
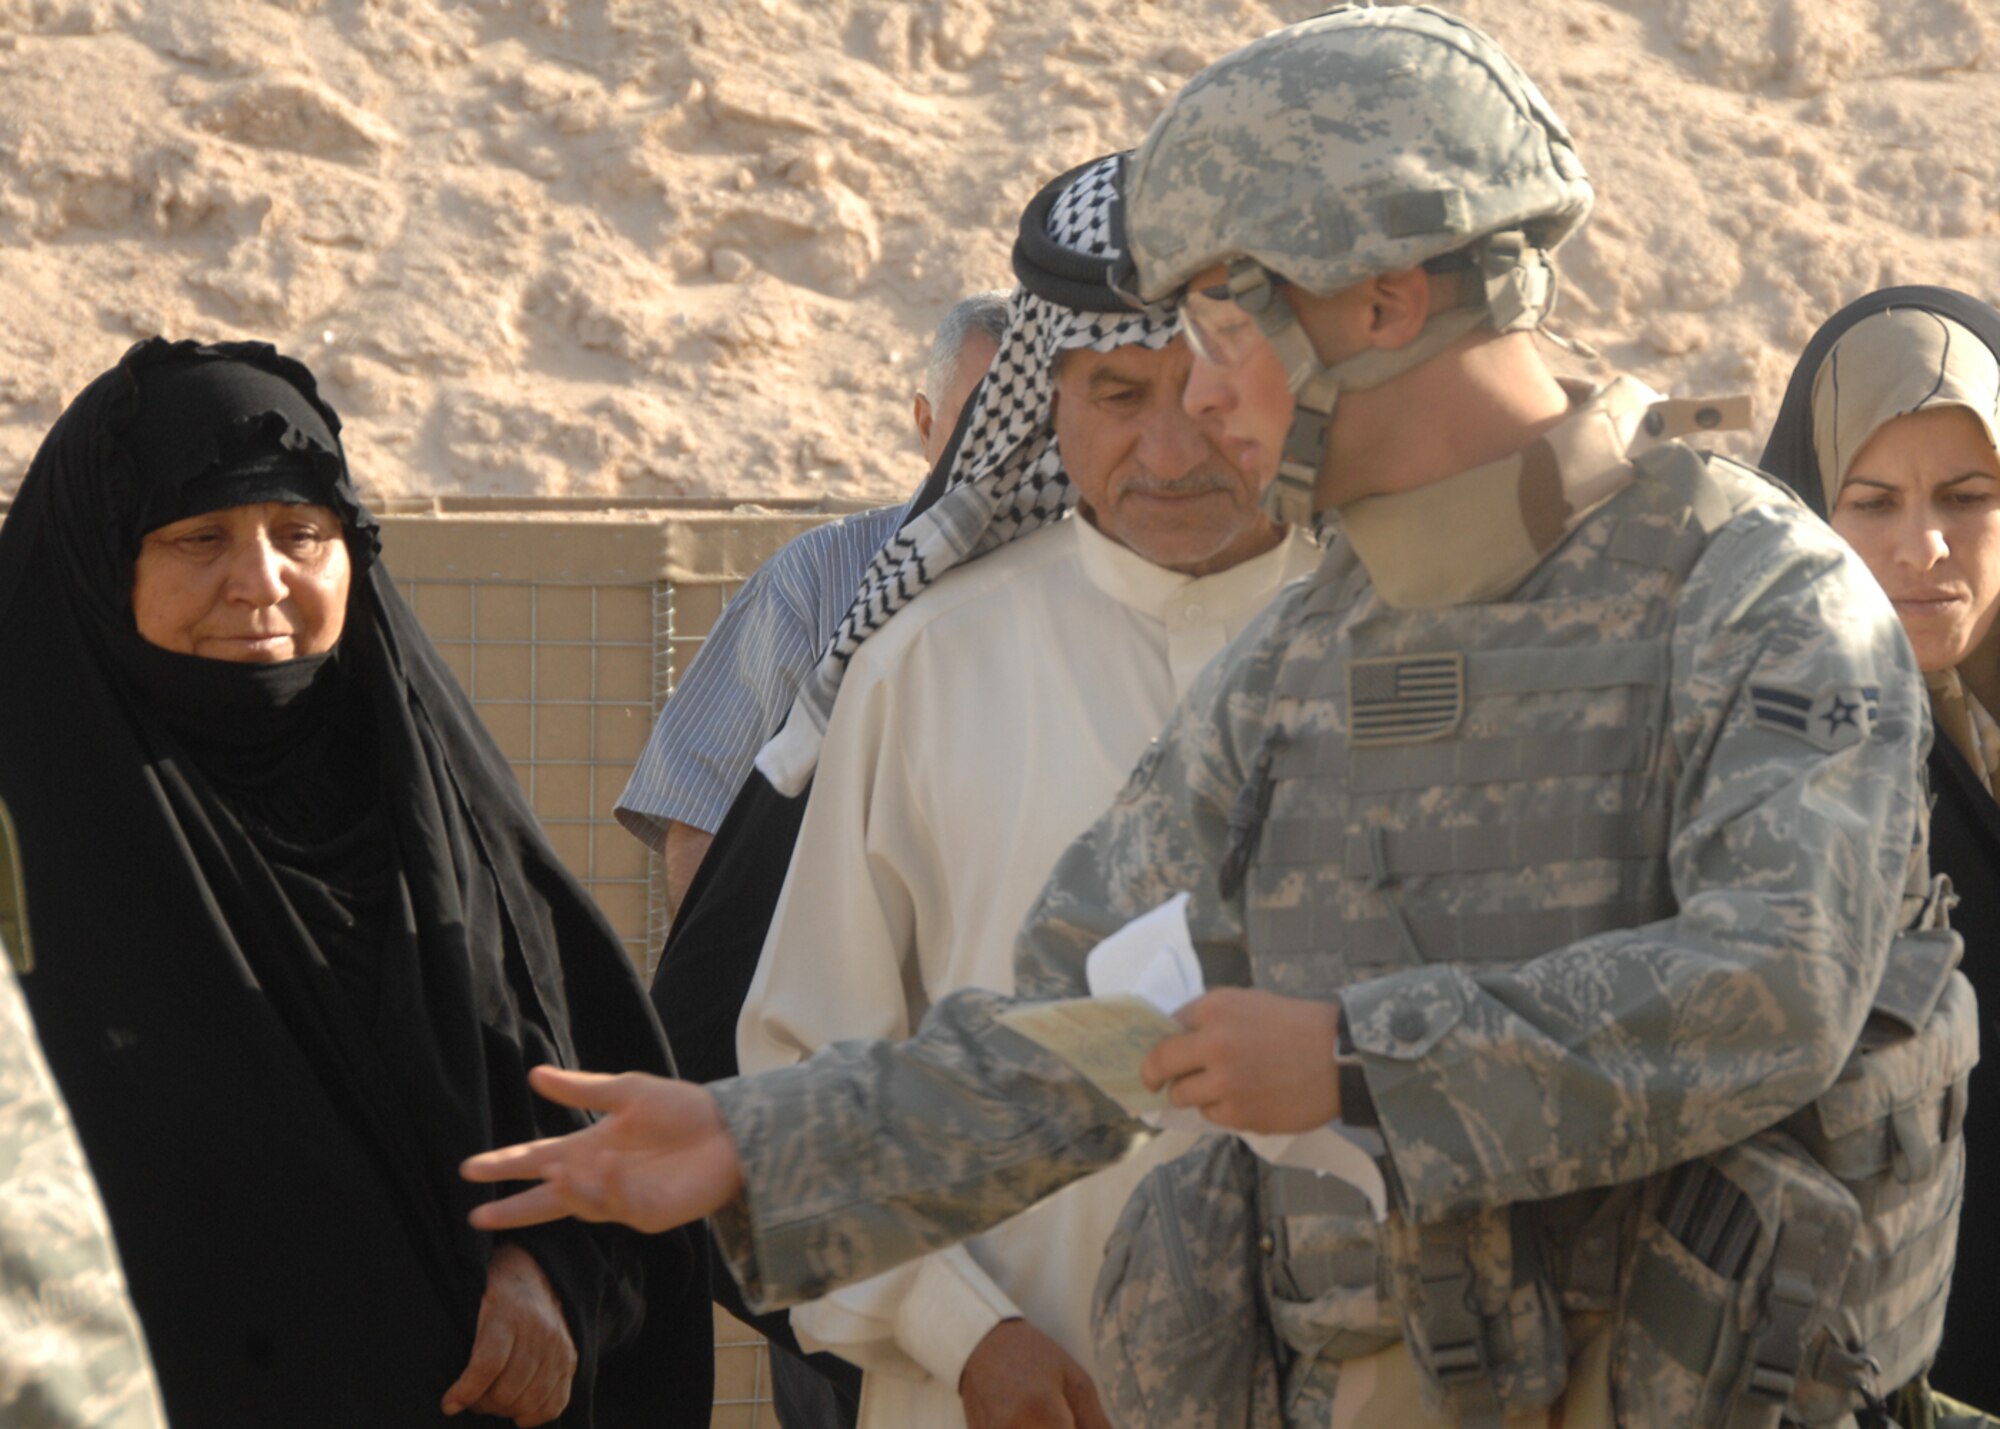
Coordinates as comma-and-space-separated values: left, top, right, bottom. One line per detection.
615, 292, 1008, 917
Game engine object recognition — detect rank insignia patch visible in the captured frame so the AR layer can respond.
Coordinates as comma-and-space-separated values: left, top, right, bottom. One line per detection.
1348, 652, 1465, 747
1749, 683, 1878, 752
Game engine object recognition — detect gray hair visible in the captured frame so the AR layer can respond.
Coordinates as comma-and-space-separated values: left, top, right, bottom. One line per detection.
921, 289, 1011, 402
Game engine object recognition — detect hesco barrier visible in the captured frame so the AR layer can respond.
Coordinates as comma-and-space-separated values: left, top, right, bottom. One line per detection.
4, 494, 872, 1429
375, 497, 866, 977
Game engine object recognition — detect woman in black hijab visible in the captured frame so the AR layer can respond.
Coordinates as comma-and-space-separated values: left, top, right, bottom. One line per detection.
0, 338, 710, 1427
1762, 286, 2000, 1409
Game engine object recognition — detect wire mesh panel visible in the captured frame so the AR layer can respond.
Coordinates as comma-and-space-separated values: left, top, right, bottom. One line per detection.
381, 507, 831, 974
710, 1304, 774, 1429
404, 578, 660, 966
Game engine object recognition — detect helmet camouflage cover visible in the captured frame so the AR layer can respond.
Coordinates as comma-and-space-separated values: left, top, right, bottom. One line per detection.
1122, 4, 1594, 304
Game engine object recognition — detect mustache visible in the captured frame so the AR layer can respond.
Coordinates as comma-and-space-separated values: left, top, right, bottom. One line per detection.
1119, 468, 1238, 496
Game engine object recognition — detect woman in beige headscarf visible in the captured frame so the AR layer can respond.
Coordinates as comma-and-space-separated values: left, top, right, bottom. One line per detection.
1762, 287, 2000, 1408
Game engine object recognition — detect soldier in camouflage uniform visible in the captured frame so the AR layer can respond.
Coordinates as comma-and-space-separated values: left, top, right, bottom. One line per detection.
469, 10, 1974, 1426
0, 803, 167, 1429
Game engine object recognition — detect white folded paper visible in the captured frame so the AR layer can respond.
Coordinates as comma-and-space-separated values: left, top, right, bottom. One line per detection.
1082, 891, 1206, 1010
1000, 892, 1388, 1221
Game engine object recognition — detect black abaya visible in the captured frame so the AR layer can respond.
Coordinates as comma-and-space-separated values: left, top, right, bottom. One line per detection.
0, 338, 710, 1427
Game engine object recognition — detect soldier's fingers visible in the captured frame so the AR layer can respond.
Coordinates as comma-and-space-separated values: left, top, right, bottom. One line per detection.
1181, 986, 1262, 1027
1165, 1068, 1223, 1112
468, 1181, 576, 1230
1171, 989, 1220, 1028
462, 1135, 572, 1184
1200, 1099, 1256, 1131
525, 1065, 643, 1111
1141, 1029, 1209, 1091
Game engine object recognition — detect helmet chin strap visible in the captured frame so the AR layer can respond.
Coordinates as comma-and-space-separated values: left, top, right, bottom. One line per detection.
1221, 233, 1561, 526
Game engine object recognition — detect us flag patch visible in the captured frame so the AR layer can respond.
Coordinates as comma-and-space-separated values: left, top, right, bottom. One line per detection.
1749, 683, 1878, 752
1347, 653, 1465, 748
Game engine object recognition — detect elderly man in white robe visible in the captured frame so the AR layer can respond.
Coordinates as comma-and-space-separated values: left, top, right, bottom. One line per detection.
737, 154, 1317, 1429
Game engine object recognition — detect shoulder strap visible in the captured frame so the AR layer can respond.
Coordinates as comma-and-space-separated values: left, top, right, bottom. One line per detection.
1631, 443, 1756, 535
1610, 444, 1781, 583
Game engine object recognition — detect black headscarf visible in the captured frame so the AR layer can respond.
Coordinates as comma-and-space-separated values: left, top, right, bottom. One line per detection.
1761, 288, 2000, 1406
0, 338, 709, 1427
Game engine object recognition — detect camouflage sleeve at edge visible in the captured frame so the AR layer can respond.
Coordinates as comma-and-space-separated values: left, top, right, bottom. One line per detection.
1342, 513, 1926, 1222
710, 995, 1142, 1311
709, 598, 1297, 1311
0, 954, 168, 1429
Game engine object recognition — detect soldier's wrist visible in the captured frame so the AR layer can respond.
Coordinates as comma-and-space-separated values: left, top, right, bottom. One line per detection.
1334, 1007, 1378, 1128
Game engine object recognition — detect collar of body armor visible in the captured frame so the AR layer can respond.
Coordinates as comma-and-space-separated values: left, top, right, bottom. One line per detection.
1335, 376, 1751, 609
1228, 233, 1565, 527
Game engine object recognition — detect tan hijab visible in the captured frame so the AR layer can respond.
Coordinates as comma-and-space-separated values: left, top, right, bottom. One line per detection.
1927, 663, 2000, 797
1812, 307, 2000, 793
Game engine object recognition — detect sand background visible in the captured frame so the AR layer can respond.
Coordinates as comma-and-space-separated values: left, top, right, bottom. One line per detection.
0, 0, 1993, 505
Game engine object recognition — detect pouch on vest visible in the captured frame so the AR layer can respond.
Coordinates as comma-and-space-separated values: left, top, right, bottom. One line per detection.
1780, 901, 1974, 1424
1092, 1134, 1284, 1429
1256, 1159, 1404, 1413
1381, 1200, 1569, 1427
1612, 1130, 1860, 1429
1612, 886, 1971, 1428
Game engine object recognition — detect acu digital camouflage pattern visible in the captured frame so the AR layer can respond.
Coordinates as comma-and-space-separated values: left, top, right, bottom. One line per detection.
709, 382, 1946, 1427
0, 944, 166, 1429
1090, 1134, 1282, 1429
1121, 5, 1593, 304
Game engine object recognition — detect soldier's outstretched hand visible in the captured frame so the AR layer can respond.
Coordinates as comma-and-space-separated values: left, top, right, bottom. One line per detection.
462, 1067, 744, 1234
1141, 987, 1342, 1134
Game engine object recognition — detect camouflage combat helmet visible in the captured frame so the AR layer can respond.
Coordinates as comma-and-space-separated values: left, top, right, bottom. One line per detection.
1117, 5, 1596, 523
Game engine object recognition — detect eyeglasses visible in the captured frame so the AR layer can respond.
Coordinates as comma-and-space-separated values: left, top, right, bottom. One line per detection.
1177, 283, 1272, 371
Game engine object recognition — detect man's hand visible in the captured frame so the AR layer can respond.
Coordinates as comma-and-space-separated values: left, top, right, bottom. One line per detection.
462, 1067, 743, 1234
1140, 987, 1341, 1134
959, 1319, 1111, 1429
442, 1244, 577, 1426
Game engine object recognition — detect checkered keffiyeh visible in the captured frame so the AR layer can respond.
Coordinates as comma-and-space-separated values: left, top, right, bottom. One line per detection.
755, 153, 1180, 795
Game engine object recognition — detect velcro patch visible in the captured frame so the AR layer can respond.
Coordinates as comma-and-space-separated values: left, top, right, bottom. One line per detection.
1348, 653, 1465, 748
1749, 683, 1879, 752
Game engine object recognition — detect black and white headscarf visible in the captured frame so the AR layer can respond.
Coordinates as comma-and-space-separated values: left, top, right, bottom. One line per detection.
756, 153, 1180, 794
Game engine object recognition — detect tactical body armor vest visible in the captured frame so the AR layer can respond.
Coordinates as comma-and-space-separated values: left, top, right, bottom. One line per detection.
1221, 447, 1970, 1427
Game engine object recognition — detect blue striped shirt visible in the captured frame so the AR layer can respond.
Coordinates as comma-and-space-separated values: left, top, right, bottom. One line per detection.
615, 504, 906, 848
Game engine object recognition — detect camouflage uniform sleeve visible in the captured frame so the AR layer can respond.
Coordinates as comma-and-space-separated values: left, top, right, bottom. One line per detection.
708, 594, 1302, 1311
0, 950, 168, 1429
1342, 512, 1926, 1222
